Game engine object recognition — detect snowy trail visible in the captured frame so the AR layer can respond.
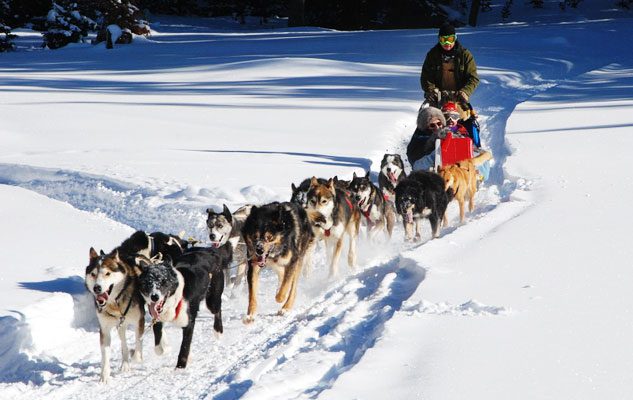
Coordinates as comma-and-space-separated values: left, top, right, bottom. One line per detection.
0, 161, 499, 399
17, 230, 428, 400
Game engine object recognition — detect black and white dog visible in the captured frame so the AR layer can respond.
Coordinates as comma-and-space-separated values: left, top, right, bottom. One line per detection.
348, 171, 396, 241
379, 154, 406, 203
84, 230, 189, 382
135, 246, 230, 369
395, 170, 449, 241
120, 230, 188, 262
206, 204, 252, 288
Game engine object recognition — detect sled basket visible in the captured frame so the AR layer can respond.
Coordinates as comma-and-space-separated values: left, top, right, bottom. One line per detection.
437, 131, 473, 166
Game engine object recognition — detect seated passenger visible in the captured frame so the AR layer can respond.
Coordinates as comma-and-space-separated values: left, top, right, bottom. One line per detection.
406, 106, 447, 172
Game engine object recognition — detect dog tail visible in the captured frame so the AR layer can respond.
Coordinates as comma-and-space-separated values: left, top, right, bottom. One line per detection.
471, 150, 492, 166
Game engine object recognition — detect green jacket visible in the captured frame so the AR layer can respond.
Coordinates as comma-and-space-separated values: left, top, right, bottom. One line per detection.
420, 42, 479, 97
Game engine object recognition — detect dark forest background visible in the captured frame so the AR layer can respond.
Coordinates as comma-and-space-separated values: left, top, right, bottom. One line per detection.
1, 0, 631, 51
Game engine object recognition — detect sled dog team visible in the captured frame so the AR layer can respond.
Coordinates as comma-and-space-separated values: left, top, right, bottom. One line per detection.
85, 151, 491, 383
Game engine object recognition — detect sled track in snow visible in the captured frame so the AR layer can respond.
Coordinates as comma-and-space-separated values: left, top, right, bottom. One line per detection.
0, 163, 208, 240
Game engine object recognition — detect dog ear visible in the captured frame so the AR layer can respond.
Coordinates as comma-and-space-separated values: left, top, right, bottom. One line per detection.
352, 171, 357, 179
99, 249, 106, 256
310, 176, 319, 187
206, 208, 214, 215
365, 170, 370, 179
222, 204, 233, 224
89, 247, 99, 260
327, 178, 335, 192
291, 183, 297, 192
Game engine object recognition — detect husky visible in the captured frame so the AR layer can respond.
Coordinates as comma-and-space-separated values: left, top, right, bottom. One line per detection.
348, 171, 396, 241
206, 204, 253, 288
379, 154, 406, 203
305, 176, 361, 277
85, 247, 144, 383
119, 230, 188, 262
395, 170, 449, 241
291, 176, 349, 208
241, 202, 315, 323
135, 248, 228, 369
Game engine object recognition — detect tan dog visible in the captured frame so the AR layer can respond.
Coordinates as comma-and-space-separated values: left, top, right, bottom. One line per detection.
439, 151, 492, 223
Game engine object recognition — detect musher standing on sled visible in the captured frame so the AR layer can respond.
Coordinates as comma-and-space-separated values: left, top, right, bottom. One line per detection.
421, 22, 479, 119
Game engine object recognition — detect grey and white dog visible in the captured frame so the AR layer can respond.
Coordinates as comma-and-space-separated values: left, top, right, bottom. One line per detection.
206, 204, 253, 288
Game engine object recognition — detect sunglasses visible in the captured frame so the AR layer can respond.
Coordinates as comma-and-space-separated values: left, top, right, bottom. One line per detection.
445, 112, 460, 121
428, 122, 443, 129
439, 34, 456, 45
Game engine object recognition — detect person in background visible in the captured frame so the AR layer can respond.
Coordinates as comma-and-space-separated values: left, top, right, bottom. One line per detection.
421, 22, 479, 118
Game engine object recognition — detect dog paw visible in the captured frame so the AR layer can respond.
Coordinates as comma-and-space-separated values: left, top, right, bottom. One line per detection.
131, 350, 143, 363
99, 375, 111, 384
120, 361, 130, 372
242, 315, 255, 325
155, 344, 171, 356
214, 330, 223, 340
277, 308, 287, 316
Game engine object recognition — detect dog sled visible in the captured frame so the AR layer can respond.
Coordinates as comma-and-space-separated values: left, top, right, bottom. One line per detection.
420, 90, 490, 178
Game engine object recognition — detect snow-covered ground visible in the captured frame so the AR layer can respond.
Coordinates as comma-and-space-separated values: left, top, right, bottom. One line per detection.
1, 5, 632, 399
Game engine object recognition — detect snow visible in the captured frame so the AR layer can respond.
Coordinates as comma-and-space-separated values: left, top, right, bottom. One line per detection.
1, 4, 633, 399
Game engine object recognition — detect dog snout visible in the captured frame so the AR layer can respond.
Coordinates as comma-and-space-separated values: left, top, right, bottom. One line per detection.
209, 233, 216, 241
150, 293, 160, 302
93, 284, 102, 294
255, 242, 265, 255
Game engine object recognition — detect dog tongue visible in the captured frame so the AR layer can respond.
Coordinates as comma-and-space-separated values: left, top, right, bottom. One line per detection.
388, 172, 398, 184
212, 242, 221, 248
96, 292, 109, 304
257, 255, 266, 267
149, 302, 161, 320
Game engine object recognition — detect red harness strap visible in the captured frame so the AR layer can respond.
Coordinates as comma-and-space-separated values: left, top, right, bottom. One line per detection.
343, 194, 354, 211
325, 193, 355, 237
174, 298, 184, 320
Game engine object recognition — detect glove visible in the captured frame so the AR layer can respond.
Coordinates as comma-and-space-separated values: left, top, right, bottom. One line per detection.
425, 88, 441, 104
458, 90, 469, 103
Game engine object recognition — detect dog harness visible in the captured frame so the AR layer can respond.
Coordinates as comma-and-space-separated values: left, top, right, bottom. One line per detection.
102, 276, 135, 328
174, 297, 184, 320
325, 193, 356, 237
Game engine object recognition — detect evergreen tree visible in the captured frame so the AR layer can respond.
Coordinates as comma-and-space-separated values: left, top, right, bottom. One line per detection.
4, 0, 51, 29
501, 0, 512, 21
530, 0, 544, 8
91, 0, 150, 45
0, 1, 16, 52
559, 0, 582, 9
42, 1, 97, 49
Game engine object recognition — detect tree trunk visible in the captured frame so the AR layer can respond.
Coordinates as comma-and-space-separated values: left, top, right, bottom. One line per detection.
288, 0, 305, 27
468, 0, 481, 26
